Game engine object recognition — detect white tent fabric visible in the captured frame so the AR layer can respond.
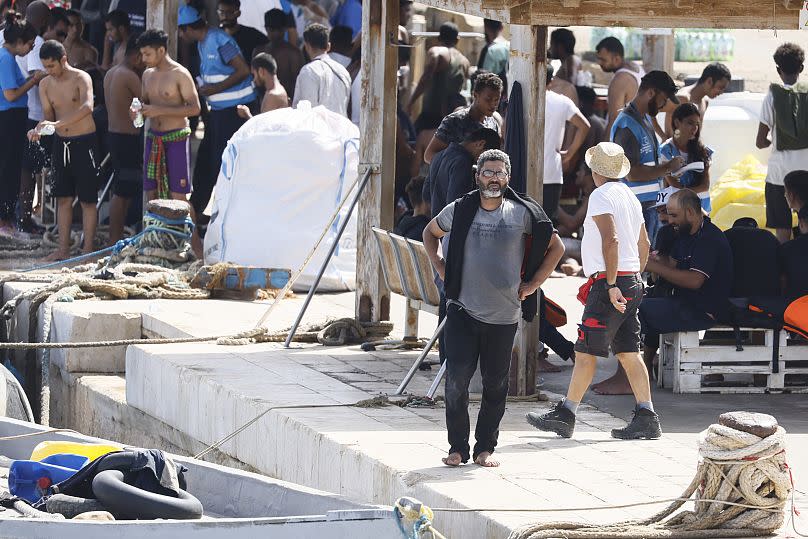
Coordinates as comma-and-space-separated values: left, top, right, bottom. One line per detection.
204, 102, 360, 292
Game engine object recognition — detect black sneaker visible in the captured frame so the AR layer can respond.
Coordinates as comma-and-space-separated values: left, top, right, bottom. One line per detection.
525, 401, 575, 438
611, 407, 662, 440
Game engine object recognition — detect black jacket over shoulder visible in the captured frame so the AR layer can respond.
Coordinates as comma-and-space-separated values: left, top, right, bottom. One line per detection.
444, 186, 553, 322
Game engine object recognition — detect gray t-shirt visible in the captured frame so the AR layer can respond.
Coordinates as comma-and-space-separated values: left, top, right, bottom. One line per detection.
437, 199, 531, 325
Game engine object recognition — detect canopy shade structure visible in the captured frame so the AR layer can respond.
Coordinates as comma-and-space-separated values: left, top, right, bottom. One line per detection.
419, 0, 803, 30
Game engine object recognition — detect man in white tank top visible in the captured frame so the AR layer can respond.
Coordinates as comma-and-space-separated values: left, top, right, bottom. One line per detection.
596, 36, 645, 138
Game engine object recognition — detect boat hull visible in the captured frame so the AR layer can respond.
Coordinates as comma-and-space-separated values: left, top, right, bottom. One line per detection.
0, 417, 402, 537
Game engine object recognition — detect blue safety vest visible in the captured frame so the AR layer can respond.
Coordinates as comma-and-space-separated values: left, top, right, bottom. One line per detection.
198, 28, 255, 111
610, 105, 662, 203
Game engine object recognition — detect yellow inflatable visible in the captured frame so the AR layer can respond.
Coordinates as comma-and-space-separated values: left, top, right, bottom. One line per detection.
30, 440, 122, 462
710, 155, 797, 231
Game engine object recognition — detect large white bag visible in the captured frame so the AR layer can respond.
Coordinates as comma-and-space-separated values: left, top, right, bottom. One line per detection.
204, 102, 360, 292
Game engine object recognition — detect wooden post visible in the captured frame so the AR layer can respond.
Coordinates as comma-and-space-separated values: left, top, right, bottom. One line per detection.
355, 0, 398, 322
507, 25, 547, 396
642, 33, 675, 74
146, 0, 179, 57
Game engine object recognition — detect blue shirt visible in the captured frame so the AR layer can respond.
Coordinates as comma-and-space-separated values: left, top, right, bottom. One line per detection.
198, 28, 255, 111
659, 139, 714, 212
0, 47, 27, 110
670, 217, 733, 318
330, 0, 362, 39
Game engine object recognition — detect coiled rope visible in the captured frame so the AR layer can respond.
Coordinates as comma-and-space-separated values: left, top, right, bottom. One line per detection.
507, 417, 792, 539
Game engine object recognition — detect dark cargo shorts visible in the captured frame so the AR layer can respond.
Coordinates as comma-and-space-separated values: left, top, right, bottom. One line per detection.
574, 273, 644, 358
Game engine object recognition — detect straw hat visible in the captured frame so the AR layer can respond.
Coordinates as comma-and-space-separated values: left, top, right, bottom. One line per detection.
585, 142, 631, 180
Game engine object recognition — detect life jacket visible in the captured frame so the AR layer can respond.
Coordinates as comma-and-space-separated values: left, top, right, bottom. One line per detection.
610, 104, 662, 204
198, 28, 256, 110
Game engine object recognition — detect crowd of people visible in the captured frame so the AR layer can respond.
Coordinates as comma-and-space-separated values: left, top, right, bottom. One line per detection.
1, 2, 807, 467
0, 0, 388, 258
414, 28, 808, 466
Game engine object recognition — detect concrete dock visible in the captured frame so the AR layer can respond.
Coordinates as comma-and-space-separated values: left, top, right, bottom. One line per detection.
2, 275, 807, 537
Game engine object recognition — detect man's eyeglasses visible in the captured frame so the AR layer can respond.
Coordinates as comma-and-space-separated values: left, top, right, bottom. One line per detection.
480, 169, 508, 179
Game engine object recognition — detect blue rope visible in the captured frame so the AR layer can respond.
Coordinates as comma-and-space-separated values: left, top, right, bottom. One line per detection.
144, 212, 195, 229
17, 208, 195, 273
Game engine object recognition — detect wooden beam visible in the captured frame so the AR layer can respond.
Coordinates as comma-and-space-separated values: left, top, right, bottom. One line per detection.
355, 0, 398, 323
506, 25, 547, 396
146, 0, 179, 57
562, 0, 581, 7
642, 33, 675, 74
417, 0, 514, 23
516, 0, 799, 29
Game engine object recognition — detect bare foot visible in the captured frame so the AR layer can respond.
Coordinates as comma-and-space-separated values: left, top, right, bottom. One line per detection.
560, 261, 582, 276
44, 250, 70, 262
537, 356, 562, 373
474, 451, 499, 467
442, 452, 463, 467
591, 370, 634, 395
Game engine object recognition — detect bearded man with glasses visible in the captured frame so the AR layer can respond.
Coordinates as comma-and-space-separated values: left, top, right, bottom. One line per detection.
422, 149, 565, 468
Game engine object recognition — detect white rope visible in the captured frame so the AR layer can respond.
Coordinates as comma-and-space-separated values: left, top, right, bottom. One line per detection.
508, 421, 792, 539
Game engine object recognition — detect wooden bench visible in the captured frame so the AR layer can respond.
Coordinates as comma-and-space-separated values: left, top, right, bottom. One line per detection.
370, 227, 440, 340
659, 326, 808, 394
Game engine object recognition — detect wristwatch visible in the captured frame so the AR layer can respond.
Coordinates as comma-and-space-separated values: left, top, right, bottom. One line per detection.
605, 282, 618, 290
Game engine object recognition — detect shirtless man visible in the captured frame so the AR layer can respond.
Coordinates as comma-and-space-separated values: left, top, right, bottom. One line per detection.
656, 63, 731, 139
134, 29, 200, 202
29, 40, 98, 260
101, 9, 130, 71
254, 9, 304, 101
237, 52, 288, 119
103, 35, 142, 244
549, 28, 581, 85
64, 9, 98, 71
408, 22, 469, 173
596, 36, 644, 139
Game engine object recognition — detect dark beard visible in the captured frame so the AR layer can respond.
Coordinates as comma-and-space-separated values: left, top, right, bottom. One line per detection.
648, 100, 659, 117
677, 222, 692, 236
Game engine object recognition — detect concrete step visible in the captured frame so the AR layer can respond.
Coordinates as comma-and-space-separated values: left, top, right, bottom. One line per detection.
124, 343, 540, 537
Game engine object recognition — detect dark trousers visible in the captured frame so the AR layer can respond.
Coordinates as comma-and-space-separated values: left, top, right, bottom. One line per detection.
0, 108, 28, 222
190, 104, 251, 227
443, 303, 518, 462
639, 297, 716, 349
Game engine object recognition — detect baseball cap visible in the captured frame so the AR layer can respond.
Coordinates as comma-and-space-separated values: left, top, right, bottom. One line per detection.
178, 4, 202, 26
654, 186, 680, 208
642, 70, 680, 104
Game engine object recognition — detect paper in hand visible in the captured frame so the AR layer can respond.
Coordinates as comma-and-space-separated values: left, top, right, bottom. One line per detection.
670, 161, 705, 178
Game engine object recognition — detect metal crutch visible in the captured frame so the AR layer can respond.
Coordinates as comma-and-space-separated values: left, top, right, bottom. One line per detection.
394, 317, 445, 395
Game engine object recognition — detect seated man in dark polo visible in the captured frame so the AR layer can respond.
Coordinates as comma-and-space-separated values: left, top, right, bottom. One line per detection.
640, 189, 733, 373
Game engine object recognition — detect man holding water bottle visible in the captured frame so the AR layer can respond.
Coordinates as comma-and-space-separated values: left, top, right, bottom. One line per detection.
28, 40, 98, 260
132, 29, 200, 202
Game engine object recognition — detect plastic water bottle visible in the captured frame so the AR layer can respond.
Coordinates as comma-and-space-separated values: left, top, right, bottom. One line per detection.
131, 97, 144, 128
37, 123, 55, 136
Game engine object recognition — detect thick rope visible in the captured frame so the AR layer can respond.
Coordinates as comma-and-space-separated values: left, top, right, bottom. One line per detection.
507, 423, 792, 539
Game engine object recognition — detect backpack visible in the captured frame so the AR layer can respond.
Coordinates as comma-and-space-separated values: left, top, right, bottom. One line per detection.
723, 223, 784, 370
